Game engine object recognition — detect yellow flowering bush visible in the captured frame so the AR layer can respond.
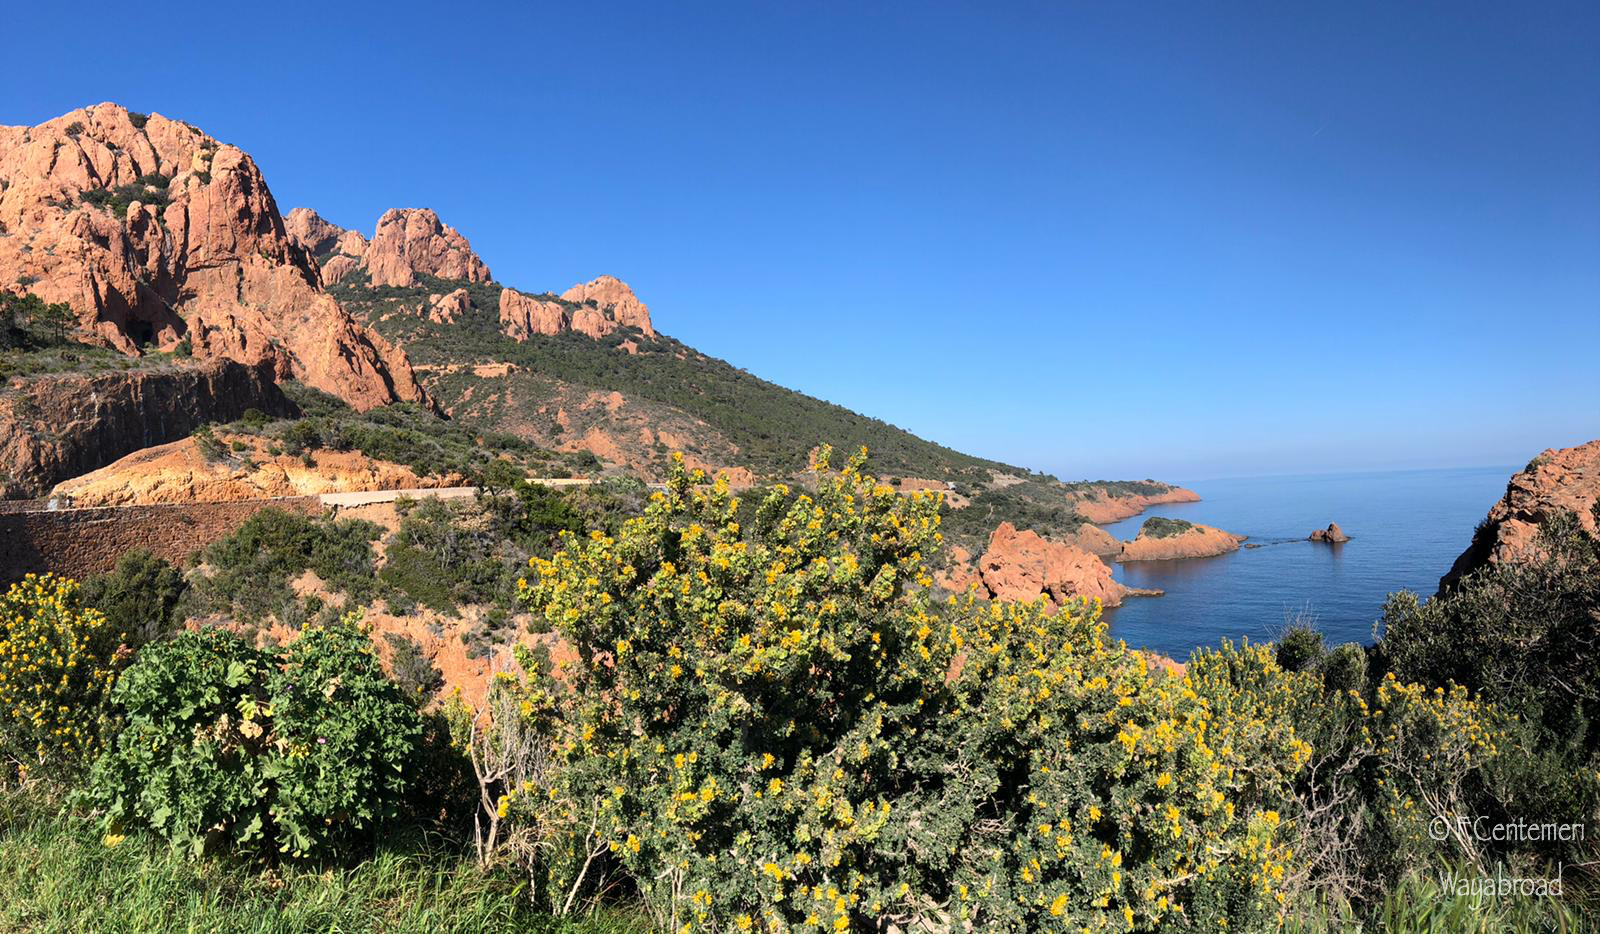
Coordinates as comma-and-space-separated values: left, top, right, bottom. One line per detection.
516, 448, 1313, 931
0, 573, 126, 776
1187, 639, 1518, 909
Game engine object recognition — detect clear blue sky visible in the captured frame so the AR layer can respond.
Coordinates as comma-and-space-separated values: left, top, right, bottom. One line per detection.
6, 1, 1597, 480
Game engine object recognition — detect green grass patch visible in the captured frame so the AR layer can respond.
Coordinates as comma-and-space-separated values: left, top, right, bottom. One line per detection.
0, 790, 647, 934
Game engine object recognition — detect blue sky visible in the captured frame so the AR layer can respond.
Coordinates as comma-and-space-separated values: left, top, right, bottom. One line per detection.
6, 2, 1597, 480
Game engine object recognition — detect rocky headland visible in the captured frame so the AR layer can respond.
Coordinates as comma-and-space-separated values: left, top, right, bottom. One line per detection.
1117, 517, 1245, 562
1068, 485, 1202, 524
1441, 440, 1600, 590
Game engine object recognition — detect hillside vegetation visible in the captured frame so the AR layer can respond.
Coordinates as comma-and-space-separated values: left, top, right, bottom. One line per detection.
330, 273, 1181, 551
1, 453, 1593, 931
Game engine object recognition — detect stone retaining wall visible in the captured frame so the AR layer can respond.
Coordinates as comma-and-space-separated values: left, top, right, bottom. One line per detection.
0, 497, 322, 582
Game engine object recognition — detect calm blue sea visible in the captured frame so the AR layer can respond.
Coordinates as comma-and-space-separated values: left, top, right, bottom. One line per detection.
1099, 466, 1514, 661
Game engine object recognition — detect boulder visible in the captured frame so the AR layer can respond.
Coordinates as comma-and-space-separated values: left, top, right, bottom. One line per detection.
1309, 522, 1350, 543
322, 254, 361, 285
427, 287, 473, 324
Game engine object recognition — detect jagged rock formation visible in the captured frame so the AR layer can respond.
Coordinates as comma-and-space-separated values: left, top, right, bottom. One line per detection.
498, 288, 569, 339
497, 277, 656, 341
560, 275, 655, 337
283, 207, 345, 258
0, 103, 423, 410
364, 208, 490, 287
282, 205, 654, 343
976, 521, 1157, 608
1441, 440, 1600, 590
426, 287, 472, 324
0, 359, 293, 497
1309, 522, 1349, 543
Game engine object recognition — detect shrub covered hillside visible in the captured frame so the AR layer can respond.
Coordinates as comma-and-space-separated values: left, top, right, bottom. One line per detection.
0, 447, 1593, 931
328, 271, 1182, 554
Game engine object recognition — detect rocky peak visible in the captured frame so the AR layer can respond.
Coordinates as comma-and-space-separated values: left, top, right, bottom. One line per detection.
363, 208, 490, 287
560, 275, 655, 337
0, 103, 423, 411
283, 207, 345, 258
285, 207, 368, 285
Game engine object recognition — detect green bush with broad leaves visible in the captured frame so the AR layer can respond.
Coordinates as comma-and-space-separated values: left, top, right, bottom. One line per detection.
87, 616, 424, 860
86, 626, 275, 853
265, 619, 426, 857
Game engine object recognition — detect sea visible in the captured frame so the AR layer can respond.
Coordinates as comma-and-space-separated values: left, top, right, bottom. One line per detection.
1099, 466, 1515, 661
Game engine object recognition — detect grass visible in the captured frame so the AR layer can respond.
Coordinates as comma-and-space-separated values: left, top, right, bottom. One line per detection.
0, 789, 648, 934
1281, 863, 1590, 933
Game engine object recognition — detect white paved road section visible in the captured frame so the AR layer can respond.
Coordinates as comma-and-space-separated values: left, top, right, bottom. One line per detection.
316, 478, 596, 509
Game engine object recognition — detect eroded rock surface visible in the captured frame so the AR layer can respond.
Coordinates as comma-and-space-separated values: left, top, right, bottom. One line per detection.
977, 521, 1156, 608
0, 103, 423, 410
363, 208, 489, 287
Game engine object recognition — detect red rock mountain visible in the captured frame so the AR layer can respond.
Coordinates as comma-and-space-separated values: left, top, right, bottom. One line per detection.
1441, 440, 1600, 590
0, 104, 423, 410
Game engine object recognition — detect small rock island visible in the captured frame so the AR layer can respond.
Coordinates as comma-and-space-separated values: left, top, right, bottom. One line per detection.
1118, 517, 1246, 561
1309, 522, 1350, 543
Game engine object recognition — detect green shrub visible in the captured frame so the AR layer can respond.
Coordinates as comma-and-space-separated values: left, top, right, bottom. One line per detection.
1321, 642, 1367, 694
89, 619, 425, 861
0, 574, 128, 777
81, 548, 186, 647
266, 619, 425, 858
384, 632, 444, 704
1275, 623, 1326, 672
87, 627, 276, 854
1139, 515, 1195, 539
188, 508, 381, 623
379, 542, 457, 614
192, 424, 225, 462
